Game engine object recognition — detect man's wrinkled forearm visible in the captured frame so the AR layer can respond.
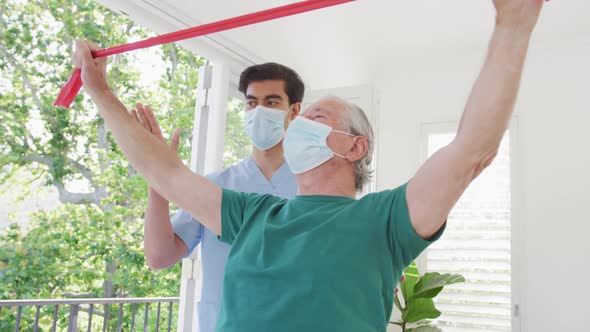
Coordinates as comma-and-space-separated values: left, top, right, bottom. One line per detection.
89, 90, 185, 197
456, 24, 533, 158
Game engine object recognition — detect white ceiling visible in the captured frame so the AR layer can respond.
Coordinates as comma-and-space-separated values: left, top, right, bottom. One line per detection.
101, 0, 590, 89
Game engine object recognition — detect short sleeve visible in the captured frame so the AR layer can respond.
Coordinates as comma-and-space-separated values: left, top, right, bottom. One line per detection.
171, 172, 221, 257
171, 210, 204, 256
219, 189, 249, 245
219, 189, 280, 245
387, 183, 445, 267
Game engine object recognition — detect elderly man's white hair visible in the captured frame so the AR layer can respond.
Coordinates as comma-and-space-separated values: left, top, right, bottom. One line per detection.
317, 95, 374, 192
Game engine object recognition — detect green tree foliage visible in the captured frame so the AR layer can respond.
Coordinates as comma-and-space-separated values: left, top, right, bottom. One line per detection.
223, 98, 250, 168
0, 0, 234, 330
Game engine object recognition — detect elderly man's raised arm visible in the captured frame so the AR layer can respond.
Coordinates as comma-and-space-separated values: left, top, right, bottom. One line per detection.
73, 40, 222, 235
406, 0, 545, 239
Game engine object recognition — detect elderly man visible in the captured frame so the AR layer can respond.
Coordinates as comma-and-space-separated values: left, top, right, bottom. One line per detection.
72, 0, 545, 331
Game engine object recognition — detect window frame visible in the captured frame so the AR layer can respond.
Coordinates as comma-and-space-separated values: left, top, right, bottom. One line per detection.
416, 119, 523, 332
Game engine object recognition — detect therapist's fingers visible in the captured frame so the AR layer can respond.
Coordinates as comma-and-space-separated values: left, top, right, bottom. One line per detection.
136, 103, 153, 134
144, 105, 164, 140
130, 109, 140, 124
170, 128, 182, 152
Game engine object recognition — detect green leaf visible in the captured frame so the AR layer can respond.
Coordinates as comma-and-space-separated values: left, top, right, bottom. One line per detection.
401, 262, 420, 303
402, 298, 441, 323
414, 286, 444, 299
412, 272, 465, 299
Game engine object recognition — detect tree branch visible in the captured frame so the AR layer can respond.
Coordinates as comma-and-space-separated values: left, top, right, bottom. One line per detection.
97, 121, 112, 175
63, 292, 99, 298
0, 42, 45, 112
21, 153, 54, 166
21, 153, 103, 205
170, 44, 178, 80
77, 251, 99, 260
54, 181, 101, 205
21, 153, 94, 184
67, 157, 94, 183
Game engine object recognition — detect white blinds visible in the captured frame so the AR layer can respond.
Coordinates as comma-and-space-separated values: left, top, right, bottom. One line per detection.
425, 132, 512, 332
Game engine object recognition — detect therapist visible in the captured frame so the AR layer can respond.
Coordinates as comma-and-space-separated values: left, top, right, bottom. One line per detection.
138, 63, 303, 332
72, 0, 545, 330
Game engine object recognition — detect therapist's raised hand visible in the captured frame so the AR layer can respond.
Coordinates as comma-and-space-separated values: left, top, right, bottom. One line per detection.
131, 103, 182, 152
72, 40, 111, 98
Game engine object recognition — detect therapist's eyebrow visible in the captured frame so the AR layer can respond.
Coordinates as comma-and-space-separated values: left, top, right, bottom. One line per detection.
264, 94, 283, 101
245, 94, 258, 100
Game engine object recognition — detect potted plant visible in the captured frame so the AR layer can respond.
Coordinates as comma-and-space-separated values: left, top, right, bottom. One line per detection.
391, 262, 465, 332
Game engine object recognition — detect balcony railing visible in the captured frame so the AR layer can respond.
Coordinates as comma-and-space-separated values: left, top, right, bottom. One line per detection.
0, 297, 179, 332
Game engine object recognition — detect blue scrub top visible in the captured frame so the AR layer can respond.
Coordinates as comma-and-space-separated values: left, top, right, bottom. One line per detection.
172, 156, 297, 332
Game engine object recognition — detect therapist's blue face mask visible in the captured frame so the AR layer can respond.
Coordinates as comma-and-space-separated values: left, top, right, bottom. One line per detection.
244, 105, 290, 150
283, 116, 354, 174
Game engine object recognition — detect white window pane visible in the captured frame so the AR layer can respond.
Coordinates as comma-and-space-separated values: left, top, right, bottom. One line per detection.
426, 132, 511, 332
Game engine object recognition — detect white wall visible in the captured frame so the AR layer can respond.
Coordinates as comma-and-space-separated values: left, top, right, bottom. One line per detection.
374, 42, 590, 331
516, 43, 590, 332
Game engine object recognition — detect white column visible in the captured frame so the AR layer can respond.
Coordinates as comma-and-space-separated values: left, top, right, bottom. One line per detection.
177, 64, 212, 332
177, 258, 199, 332
204, 63, 229, 175
191, 65, 214, 174
177, 63, 230, 332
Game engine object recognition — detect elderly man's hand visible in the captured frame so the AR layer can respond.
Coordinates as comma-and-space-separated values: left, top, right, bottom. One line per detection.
72, 40, 110, 98
493, 0, 546, 33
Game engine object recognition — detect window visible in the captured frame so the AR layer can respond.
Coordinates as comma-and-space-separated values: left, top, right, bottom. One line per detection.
223, 97, 250, 168
422, 125, 513, 332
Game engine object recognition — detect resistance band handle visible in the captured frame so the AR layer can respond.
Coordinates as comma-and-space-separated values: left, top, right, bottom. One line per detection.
54, 0, 355, 108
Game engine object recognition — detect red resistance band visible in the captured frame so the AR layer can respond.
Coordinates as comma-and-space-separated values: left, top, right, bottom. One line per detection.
54, 0, 355, 108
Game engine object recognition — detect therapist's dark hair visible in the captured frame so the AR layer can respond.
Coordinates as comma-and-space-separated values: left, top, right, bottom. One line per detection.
239, 62, 305, 105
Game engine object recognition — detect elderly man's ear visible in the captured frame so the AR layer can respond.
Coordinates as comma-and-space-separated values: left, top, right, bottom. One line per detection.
346, 136, 369, 162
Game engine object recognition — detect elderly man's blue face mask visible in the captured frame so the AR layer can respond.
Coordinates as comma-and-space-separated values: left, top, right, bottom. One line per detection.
283, 116, 354, 174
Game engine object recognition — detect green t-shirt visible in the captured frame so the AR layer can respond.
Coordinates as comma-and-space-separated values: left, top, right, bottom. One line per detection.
216, 183, 444, 332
